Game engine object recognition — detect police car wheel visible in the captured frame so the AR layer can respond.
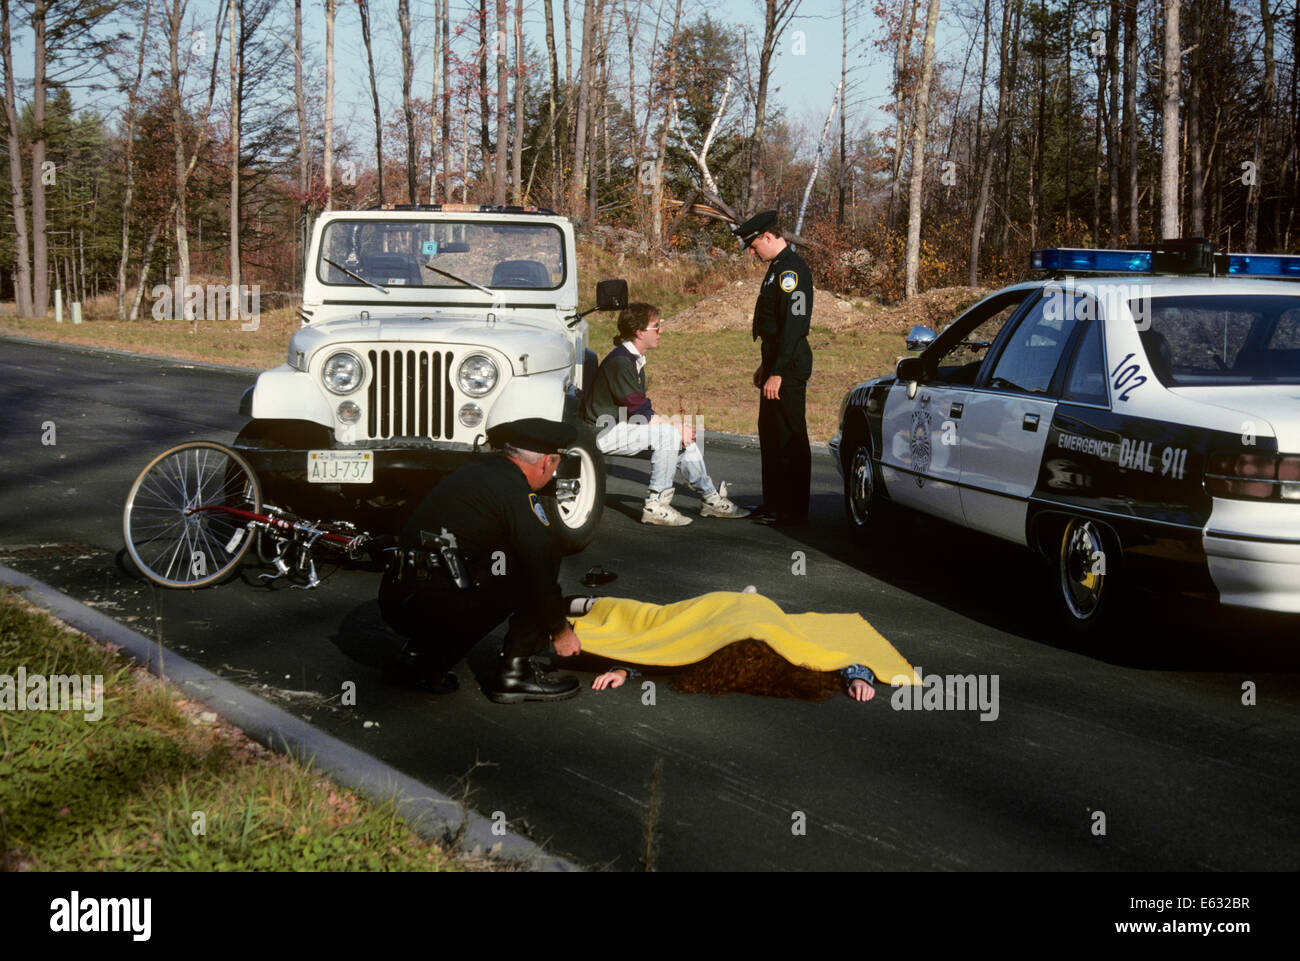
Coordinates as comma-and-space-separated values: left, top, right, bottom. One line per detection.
843, 437, 898, 541
540, 422, 605, 555
1057, 517, 1117, 625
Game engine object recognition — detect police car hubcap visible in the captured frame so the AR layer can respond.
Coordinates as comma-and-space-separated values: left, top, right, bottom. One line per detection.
1060, 519, 1105, 619
849, 447, 873, 524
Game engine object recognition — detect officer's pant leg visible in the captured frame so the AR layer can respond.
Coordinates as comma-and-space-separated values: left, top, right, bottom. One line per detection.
758, 395, 781, 507
780, 382, 811, 518
381, 568, 506, 674
501, 615, 552, 661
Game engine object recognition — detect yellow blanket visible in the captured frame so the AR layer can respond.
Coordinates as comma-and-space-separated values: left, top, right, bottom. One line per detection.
575, 591, 919, 684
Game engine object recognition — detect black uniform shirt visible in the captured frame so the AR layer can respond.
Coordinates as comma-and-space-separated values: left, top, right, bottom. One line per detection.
752, 244, 814, 383
399, 455, 567, 636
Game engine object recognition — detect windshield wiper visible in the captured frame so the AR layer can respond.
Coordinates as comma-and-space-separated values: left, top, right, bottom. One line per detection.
324, 258, 389, 294
421, 262, 497, 298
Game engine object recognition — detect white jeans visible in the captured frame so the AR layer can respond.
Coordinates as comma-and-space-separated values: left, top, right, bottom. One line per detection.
596, 421, 715, 497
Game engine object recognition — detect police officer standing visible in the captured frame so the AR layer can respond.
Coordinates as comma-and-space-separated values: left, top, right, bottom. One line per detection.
733, 210, 813, 526
378, 417, 582, 703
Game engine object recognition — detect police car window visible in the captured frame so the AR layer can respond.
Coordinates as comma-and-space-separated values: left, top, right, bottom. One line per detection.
1062, 308, 1108, 405
986, 296, 1080, 394
931, 297, 1028, 385
1140, 295, 1300, 384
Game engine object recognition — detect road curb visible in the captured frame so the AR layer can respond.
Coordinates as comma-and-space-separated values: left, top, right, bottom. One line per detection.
0, 562, 580, 872
0, 332, 261, 377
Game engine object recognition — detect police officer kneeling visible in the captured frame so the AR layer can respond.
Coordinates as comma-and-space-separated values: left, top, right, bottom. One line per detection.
378, 417, 582, 703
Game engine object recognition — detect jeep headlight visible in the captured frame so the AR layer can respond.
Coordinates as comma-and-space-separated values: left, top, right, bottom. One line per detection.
321, 350, 365, 395
457, 353, 499, 396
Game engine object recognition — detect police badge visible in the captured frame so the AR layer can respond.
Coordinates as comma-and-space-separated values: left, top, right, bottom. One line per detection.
909, 397, 932, 488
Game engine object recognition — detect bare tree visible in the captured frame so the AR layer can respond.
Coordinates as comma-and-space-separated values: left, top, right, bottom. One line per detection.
571, 0, 595, 215
2, 0, 33, 317
325, 0, 335, 209
495, 0, 508, 204
904, 0, 939, 298
399, 0, 417, 204
230, 0, 241, 303
513, 0, 524, 203
1246, 0, 1274, 250
1124, 0, 1137, 242
544, 0, 562, 204
357, 0, 384, 203
650, 0, 683, 245
441, 0, 451, 198
1160, 0, 1181, 238
295, 0, 309, 246
32, 0, 49, 315
970, 0, 1013, 285
746, 0, 801, 212
887, 0, 918, 230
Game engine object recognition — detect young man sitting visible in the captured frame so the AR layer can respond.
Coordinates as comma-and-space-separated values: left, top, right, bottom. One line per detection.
580, 303, 750, 526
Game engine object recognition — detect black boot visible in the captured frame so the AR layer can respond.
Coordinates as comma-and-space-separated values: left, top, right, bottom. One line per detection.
382, 646, 459, 694
489, 656, 579, 704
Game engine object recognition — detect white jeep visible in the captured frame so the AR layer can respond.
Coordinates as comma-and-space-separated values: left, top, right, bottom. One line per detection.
234, 204, 623, 553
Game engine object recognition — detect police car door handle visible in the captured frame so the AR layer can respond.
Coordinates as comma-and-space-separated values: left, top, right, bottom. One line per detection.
1022, 413, 1040, 432
950, 402, 963, 418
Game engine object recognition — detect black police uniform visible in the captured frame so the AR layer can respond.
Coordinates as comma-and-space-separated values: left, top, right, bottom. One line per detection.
752, 243, 813, 522
378, 454, 568, 681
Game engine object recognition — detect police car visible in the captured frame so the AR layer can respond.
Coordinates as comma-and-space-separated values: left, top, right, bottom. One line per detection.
829, 239, 1300, 633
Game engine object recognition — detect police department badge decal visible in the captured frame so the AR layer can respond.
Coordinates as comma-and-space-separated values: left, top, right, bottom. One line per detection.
779, 270, 799, 292
529, 493, 550, 526
910, 398, 932, 488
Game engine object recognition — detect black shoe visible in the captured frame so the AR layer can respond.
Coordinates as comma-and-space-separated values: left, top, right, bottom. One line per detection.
748, 507, 779, 524
382, 648, 459, 694
489, 656, 580, 703
752, 512, 808, 527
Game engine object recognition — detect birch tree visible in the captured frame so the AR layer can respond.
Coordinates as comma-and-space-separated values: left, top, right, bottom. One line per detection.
2, 0, 33, 317
903, 0, 939, 298
1160, 0, 1180, 238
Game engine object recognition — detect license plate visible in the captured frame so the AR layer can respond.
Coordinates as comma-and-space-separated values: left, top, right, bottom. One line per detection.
307, 450, 374, 484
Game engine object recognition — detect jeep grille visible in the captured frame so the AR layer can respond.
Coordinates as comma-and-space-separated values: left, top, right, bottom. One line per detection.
366, 348, 455, 439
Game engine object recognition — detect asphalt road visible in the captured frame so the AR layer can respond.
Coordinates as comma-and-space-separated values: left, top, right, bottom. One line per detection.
3, 336, 1298, 871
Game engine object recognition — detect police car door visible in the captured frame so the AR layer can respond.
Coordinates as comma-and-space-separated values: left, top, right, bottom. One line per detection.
880, 290, 1034, 525
959, 289, 1087, 544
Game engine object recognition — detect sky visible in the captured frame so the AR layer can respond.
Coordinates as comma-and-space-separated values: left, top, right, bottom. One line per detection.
10, 0, 973, 165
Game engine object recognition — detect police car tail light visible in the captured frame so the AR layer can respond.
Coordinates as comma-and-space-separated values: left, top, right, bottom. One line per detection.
1205, 452, 1300, 501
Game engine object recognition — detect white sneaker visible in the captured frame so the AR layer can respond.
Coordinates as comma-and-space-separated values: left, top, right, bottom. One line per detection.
700, 482, 751, 518
641, 488, 692, 526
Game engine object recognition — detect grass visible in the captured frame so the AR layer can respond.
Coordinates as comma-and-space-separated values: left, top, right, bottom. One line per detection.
0, 588, 469, 871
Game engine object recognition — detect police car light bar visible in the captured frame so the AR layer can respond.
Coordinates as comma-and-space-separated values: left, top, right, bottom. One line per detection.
1030, 248, 1153, 273
1032, 240, 1300, 278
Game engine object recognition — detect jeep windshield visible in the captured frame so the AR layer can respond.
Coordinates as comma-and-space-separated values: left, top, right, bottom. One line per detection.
316, 219, 566, 291
1136, 294, 1300, 386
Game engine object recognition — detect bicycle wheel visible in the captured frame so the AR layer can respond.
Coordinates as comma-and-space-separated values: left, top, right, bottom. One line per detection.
123, 441, 262, 588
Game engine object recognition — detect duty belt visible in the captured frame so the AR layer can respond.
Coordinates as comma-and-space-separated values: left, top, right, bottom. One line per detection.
392, 527, 475, 590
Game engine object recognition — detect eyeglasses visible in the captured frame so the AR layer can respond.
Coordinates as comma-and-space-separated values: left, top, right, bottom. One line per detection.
644, 323, 663, 332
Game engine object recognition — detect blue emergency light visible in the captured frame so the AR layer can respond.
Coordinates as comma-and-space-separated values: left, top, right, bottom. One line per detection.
1030, 248, 1152, 272
1032, 239, 1300, 279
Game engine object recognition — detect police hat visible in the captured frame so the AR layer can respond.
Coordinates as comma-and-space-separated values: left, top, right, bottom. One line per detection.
487, 417, 576, 454
732, 209, 779, 248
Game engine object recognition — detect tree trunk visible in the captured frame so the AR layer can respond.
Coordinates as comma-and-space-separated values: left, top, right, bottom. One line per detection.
399, 0, 417, 204
441, 0, 452, 199
838, 0, 847, 225
904, 0, 940, 298
32, 0, 49, 316
295, 0, 310, 264
1246, 0, 1274, 250
1, 0, 34, 318
747, 0, 801, 214
495, 0, 508, 204
479, 0, 492, 191
166, 0, 192, 319
651, 0, 683, 246
358, 0, 384, 204
325, 0, 335, 210
544, 0, 562, 206
970, 0, 1013, 285
888, 0, 917, 231
1188, 0, 1203, 235
571, 0, 595, 216
230, 0, 241, 307
513, 0, 524, 203
1160, 0, 1181, 238
1124, 0, 1138, 242
1106, 0, 1120, 241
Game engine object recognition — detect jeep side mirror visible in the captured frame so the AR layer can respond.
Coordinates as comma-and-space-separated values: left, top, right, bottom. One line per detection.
595, 279, 628, 311
905, 324, 937, 351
